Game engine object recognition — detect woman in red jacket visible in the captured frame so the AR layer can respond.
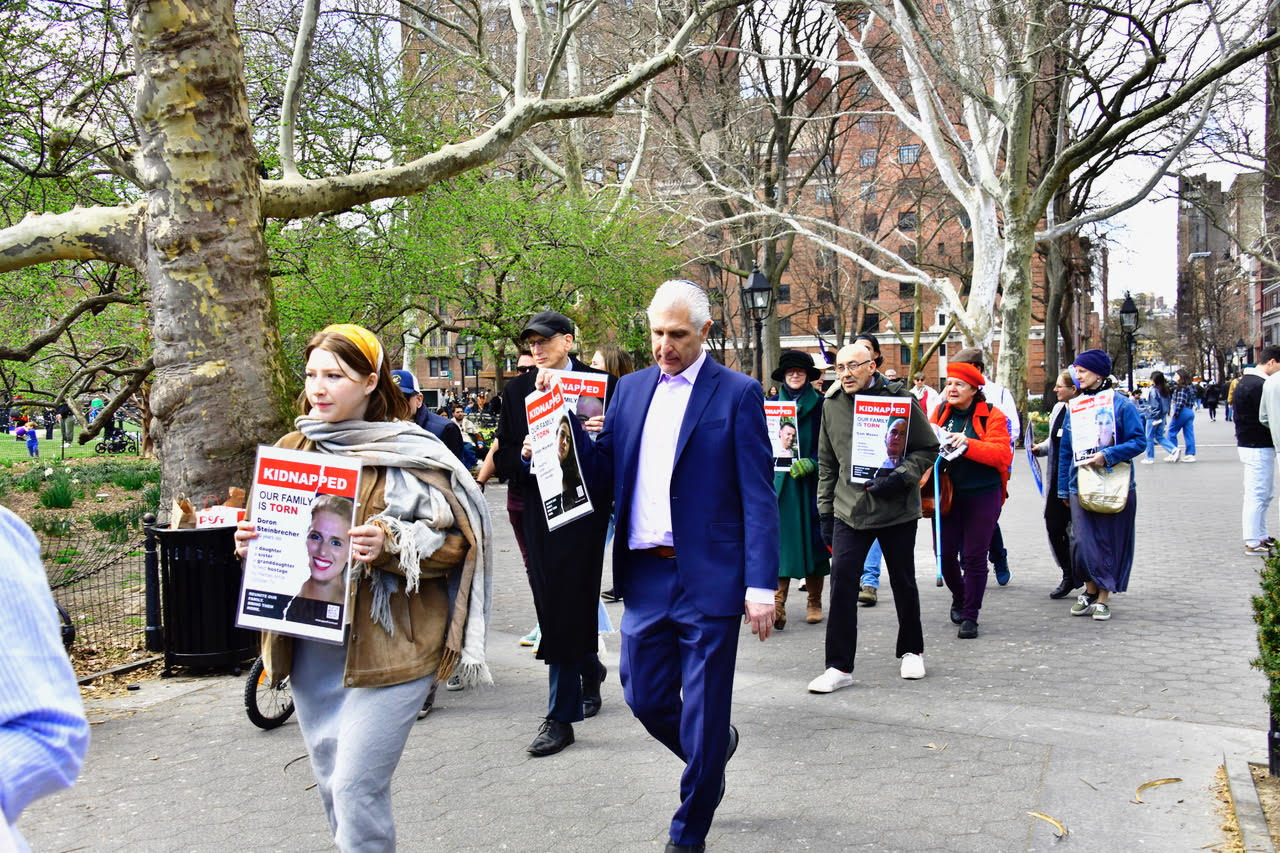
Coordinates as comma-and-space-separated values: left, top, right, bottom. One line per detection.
931, 362, 1013, 639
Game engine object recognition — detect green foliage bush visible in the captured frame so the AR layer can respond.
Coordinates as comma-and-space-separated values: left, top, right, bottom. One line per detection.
28, 514, 74, 538
38, 471, 80, 509
1252, 549, 1280, 719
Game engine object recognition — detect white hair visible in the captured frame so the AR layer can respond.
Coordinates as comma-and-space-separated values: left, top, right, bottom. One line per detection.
648, 279, 711, 328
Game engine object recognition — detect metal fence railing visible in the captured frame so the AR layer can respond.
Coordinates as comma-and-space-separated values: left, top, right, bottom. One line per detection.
43, 529, 148, 654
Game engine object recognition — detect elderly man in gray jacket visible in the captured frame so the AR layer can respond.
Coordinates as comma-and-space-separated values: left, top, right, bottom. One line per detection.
810, 342, 939, 690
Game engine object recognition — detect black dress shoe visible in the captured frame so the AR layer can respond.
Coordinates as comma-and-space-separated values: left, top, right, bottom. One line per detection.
717, 724, 739, 806
665, 842, 705, 853
601, 588, 622, 603
957, 619, 979, 639
1048, 577, 1078, 599
949, 602, 963, 625
526, 718, 574, 756
582, 661, 607, 718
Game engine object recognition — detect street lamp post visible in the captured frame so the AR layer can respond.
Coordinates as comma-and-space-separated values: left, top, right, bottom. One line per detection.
1236, 337, 1248, 375
740, 265, 775, 382
1119, 292, 1139, 393
454, 335, 470, 398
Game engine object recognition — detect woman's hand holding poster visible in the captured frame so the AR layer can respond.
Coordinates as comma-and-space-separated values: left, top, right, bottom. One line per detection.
526, 383, 593, 530
1068, 389, 1116, 465
235, 446, 362, 644
849, 396, 914, 483
765, 401, 798, 471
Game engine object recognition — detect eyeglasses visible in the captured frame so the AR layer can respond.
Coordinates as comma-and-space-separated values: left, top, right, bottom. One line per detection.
834, 359, 873, 375
525, 335, 562, 350
516, 365, 536, 374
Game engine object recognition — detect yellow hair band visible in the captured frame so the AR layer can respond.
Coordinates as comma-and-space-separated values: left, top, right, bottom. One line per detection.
322, 324, 384, 373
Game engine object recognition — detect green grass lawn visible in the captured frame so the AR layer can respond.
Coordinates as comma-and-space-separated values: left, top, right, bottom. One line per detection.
0, 425, 143, 465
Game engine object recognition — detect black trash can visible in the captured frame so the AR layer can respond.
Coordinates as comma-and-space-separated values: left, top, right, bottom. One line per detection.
154, 525, 256, 674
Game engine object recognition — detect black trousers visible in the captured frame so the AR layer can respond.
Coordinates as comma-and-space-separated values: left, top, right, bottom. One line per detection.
826, 518, 923, 672
1043, 498, 1079, 583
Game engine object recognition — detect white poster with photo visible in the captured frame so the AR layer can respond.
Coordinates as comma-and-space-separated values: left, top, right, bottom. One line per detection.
235, 446, 362, 644
765, 401, 799, 472
545, 369, 610, 424
849, 395, 915, 483
1068, 389, 1116, 466
526, 384, 594, 531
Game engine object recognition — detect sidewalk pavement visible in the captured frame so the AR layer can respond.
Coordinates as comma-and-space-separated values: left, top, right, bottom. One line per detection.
18, 413, 1271, 852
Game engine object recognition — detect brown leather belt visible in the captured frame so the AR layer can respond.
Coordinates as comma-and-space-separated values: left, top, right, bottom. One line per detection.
635, 545, 676, 559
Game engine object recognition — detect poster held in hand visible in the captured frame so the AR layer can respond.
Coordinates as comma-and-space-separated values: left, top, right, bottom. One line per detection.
849, 395, 914, 483
235, 446, 362, 644
526, 384, 593, 530
765, 401, 799, 471
1068, 389, 1116, 466
1025, 422, 1043, 495
545, 369, 609, 424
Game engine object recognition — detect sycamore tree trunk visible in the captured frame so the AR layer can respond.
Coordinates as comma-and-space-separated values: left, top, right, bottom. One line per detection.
996, 225, 1036, 423
1043, 235, 1066, 404
133, 0, 293, 507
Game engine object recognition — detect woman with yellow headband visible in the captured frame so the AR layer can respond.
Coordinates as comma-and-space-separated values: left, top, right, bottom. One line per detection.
233, 324, 492, 851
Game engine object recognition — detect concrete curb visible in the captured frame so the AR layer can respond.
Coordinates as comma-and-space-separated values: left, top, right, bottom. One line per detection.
1225, 755, 1276, 853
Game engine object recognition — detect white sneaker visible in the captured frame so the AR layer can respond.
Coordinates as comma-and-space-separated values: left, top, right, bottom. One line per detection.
900, 653, 926, 680
1182, 454, 1196, 463
1164, 449, 1181, 463
1139, 458, 1154, 465
807, 667, 854, 693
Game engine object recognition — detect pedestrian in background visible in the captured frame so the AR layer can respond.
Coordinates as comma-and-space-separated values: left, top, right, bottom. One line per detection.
1033, 371, 1082, 598
930, 361, 1012, 639
1, 505, 89, 853
771, 350, 830, 628
1238, 346, 1280, 555
1204, 381, 1221, 422
1166, 368, 1197, 462
810, 341, 937, 691
1139, 371, 1176, 463
1056, 350, 1145, 622
911, 372, 940, 419
234, 324, 491, 851
591, 343, 635, 605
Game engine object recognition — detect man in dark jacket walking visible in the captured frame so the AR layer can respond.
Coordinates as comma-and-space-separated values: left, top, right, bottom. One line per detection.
391, 370, 467, 465
1235, 346, 1280, 555
494, 310, 616, 756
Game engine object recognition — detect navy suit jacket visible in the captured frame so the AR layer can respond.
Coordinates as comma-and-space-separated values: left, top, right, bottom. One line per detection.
596, 356, 779, 618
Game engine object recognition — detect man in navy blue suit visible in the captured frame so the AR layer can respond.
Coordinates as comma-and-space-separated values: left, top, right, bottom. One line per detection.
591, 280, 778, 852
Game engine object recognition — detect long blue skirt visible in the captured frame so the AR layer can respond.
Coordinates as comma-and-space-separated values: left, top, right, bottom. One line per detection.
1069, 492, 1137, 593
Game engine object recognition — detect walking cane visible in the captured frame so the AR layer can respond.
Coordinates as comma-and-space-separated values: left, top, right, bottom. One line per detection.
933, 455, 944, 586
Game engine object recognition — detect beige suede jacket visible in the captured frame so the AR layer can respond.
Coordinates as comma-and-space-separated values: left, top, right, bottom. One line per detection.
261, 432, 467, 688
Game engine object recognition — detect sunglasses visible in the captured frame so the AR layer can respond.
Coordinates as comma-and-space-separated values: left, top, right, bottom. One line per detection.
516, 365, 536, 374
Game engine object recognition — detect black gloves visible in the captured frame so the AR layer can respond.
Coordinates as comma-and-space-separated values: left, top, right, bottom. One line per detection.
865, 472, 910, 499
819, 513, 834, 548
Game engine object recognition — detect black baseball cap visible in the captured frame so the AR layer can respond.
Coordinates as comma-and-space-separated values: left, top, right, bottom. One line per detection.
520, 310, 574, 340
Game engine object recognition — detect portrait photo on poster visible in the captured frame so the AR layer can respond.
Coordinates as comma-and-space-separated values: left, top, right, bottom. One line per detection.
545, 368, 609, 425
848, 395, 915, 482
1068, 389, 1116, 465
526, 384, 594, 530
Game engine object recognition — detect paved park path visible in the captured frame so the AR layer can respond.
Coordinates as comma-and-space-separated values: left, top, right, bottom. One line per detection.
19, 414, 1269, 852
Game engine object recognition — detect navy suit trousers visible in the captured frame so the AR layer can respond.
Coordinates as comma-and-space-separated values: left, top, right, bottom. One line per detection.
619, 550, 739, 846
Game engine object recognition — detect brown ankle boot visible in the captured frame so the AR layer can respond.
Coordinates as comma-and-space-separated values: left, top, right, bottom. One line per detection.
775, 578, 789, 630
805, 574, 824, 623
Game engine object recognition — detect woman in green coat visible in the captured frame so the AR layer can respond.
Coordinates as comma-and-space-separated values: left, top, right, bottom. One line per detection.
773, 350, 831, 628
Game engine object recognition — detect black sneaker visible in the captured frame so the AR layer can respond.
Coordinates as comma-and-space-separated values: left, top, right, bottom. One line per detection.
957, 619, 979, 639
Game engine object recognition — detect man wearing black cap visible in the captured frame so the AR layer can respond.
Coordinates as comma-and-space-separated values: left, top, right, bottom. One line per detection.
390, 369, 467, 465
494, 310, 616, 755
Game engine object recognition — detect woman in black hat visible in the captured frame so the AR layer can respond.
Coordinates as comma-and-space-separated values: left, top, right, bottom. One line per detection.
772, 350, 831, 627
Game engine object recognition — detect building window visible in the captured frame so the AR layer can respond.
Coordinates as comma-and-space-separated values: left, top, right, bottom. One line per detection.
860, 148, 878, 167
963, 241, 974, 262
859, 181, 877, 201
860, 279, 879, 299
900, 345, 912, 365
779, 316, 792, 336
898, 210, 918, 231
958, 210, 971, 228
818, 249, 836, 270
938, 343, 947, 356
859, 116, 878, 133
937, 311, 947, 327
818, 314, 836, 334
900, 243, 918, 263
819, 282, 834, 303
859, 313, 880, 333
617, 161, 629, 180
899, 312, 915, 332
816, 184, 832, 202
862, 213, 880, 231
898, 144, 921, 164
777, 283, 791, 304
899, 280, 916, 297
936, 241, 946, 257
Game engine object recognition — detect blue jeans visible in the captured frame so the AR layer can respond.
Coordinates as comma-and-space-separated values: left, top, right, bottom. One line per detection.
1239, 446, 1277, 545
1167, 408, 1196, 455
860, 538, 883, 587
1145, 418, 1176, 459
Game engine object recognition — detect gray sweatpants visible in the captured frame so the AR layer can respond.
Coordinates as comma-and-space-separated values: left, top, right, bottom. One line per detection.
291, 639, 433, 852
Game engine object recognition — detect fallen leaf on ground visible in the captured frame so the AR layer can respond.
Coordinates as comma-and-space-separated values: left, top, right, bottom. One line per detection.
1027, 811, 1068, 838
1133, 777, 1182, 804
